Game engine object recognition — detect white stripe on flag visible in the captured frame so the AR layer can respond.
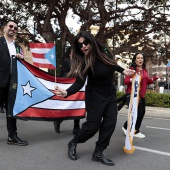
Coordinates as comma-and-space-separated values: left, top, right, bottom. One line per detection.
30, 48, 51, 54
32, 58, 51, 64
32, 100, 85, 110
37, 78, 85, 91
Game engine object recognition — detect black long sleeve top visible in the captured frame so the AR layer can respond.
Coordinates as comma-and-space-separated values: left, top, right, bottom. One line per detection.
66, 58, 124, 97
60, 58, 70, 78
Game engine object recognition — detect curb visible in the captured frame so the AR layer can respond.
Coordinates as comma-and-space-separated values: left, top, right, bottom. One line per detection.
119, 106, 170, 119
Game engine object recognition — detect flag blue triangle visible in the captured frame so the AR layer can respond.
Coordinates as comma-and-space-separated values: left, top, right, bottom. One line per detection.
166, 61, 170, 68
13, 61, 54, 116
44, 45, 56, 68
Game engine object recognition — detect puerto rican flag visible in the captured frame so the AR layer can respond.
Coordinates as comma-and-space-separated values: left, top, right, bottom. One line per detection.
8, 58, 85, 121
29, 43, 56, 70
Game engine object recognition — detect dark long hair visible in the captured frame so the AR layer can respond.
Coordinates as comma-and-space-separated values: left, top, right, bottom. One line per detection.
68, 31, 117, 79
130, 52, 146, 70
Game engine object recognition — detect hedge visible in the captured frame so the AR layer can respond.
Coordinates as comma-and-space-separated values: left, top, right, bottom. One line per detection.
116, 91, 170, 108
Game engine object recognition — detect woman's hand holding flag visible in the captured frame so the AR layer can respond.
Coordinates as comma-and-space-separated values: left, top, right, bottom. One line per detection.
54, 86, 67, 97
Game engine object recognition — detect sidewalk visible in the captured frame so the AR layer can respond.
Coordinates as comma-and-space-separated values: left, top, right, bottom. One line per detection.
1, 106, 170, 118
119, 106, 170, 119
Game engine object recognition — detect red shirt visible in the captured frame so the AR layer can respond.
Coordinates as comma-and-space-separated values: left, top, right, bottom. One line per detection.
124, 67, 158, 98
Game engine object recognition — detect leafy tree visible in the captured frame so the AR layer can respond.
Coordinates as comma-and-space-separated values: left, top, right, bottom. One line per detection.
0, 0, 170, 64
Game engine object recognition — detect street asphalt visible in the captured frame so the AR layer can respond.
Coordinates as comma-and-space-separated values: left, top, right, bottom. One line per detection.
0, 106, 170, 170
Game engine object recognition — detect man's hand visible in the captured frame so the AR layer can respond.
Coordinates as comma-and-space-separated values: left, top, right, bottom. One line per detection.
16, 53, 24, 59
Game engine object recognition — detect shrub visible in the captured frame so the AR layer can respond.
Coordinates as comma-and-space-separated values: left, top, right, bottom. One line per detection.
116, 91, 170, 108
145, 92, 170, 108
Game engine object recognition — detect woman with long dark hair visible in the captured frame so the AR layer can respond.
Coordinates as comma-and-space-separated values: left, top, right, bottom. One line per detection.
55, 31, 135, 166
122, 53, 162, 138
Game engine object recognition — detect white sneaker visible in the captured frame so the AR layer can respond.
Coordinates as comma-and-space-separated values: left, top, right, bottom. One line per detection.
122, 127, 127, 135
134, 132, 145, 138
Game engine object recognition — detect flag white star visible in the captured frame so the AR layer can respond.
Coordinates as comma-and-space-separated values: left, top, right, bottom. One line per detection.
50, 53, 54, 59
22, 81, 36, 97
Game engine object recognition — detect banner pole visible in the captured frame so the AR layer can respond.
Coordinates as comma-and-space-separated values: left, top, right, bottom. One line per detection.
55, 70, 56, 83
54, 41, 57, 84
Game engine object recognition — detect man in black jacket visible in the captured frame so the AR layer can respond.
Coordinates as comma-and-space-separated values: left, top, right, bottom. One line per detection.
158, 78, 165, 88
0, 20, 28, 146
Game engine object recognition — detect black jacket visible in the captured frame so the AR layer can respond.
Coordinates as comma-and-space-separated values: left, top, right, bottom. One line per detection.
0, 36, 21, 87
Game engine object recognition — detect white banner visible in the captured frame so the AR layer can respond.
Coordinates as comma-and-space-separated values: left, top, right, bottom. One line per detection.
124, 73, 141, 153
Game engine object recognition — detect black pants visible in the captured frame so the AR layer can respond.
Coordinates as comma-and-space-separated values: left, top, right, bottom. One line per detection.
124, 97, 146, 131
54, 119, 80, 127
0, 86, 17, 137
73, 95, 118, 150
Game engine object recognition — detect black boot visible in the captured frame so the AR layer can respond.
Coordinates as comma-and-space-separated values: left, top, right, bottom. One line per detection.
54, 120, 62, 133
92, 145, 114, 166
68, 139, 77, 160
7, 134, 28, 146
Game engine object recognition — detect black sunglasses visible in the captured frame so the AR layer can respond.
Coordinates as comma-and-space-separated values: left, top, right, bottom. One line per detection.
77, 39, 90, 48
9, 25, 18, 31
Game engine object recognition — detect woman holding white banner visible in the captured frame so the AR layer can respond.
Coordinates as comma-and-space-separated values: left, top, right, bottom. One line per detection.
122, 53, 162, 138
55, 31, 135, 166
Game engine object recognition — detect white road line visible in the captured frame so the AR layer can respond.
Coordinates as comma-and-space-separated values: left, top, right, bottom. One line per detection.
134, 146, 170, 157
146, 126, 170, 131
145, 116, 170, 120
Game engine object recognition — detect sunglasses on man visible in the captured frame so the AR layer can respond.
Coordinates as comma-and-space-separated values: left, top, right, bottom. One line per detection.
77, 39, 90, 48
9, 25, 18, 31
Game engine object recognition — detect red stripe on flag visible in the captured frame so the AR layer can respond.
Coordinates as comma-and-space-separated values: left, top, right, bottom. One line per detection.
17, 108, 86, 118
21, 60, 76, 83
29, 43, 54, 48
32, 53, 45, 59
